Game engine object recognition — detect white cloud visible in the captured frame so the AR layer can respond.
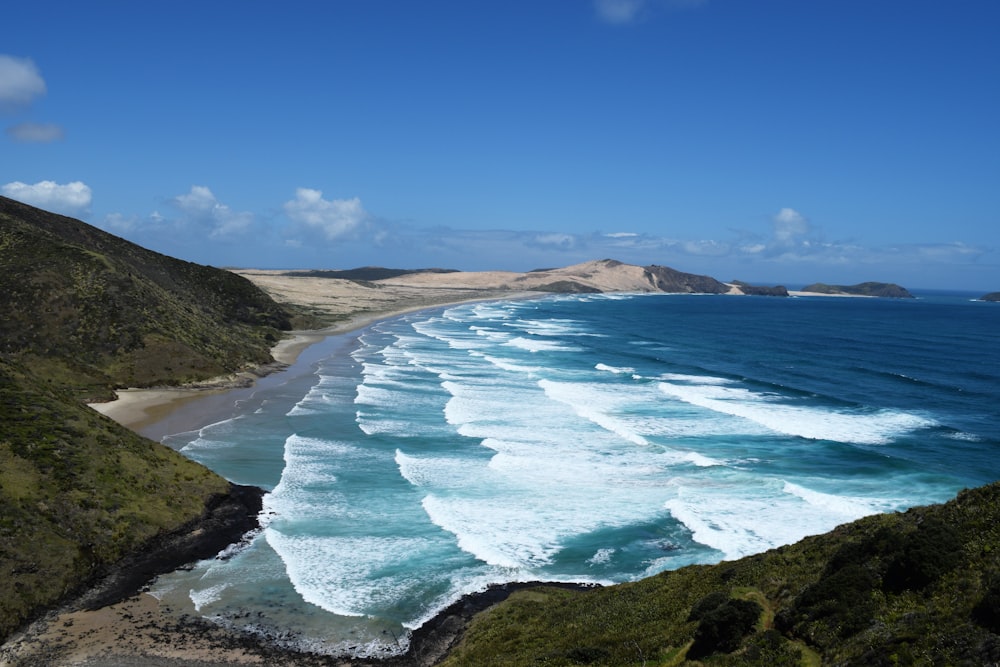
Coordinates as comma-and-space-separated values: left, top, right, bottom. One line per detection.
594, 0, 706, 24
0, 55, 46, 112
1, 180, 91, 215
532, 233, 577, 249
6, 122, 64, 143
682, 239, 730, 256
283, 188, 368, 241
169, 185, 253, 238
172, 185, 219, 216
605, 232, 638, 238
594, 0, 646, 24
773, 207, 809, 242
896, 241, 986, 263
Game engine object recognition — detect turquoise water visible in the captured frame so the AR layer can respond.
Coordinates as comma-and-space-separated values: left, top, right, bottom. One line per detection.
149, 292, 1000, 657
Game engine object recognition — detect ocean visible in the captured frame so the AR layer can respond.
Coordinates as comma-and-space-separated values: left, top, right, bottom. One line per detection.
149, 291, 1000, 657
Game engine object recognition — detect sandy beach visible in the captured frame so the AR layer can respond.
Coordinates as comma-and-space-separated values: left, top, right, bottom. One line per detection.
86, 261, 798, 434
3, 273, 535, 667
90, 273, 524, 433
3, 264, 870, 666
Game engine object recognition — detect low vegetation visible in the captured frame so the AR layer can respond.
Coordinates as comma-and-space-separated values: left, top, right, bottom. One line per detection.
441, 483, 1000, 665
729, 280, 789, 297
800, 282, 914, 298
0, 196, 292, 400
0, 198, 291, 641
0, 356, 230, 639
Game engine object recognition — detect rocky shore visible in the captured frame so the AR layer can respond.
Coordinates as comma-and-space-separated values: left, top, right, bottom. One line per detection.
4, 518, 595, 667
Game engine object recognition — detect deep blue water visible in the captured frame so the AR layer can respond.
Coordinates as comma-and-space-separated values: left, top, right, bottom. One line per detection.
149, 291, 1000, 657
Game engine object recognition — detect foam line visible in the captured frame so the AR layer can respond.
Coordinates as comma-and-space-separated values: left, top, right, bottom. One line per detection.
658, 381, 935, 445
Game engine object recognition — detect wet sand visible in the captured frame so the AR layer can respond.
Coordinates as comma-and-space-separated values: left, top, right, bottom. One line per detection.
90, 277, 525, 435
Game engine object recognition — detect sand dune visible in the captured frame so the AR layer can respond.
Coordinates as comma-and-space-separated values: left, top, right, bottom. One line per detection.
233, 259, 727, 317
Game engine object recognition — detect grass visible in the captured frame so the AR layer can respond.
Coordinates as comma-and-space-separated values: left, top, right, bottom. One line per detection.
0, 197, 289, 640
0, 196, 292, 399
0, 356, 231, 638
439, 484, 1000, 665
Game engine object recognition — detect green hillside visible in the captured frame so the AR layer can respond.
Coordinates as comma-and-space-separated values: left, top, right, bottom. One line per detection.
0, 196, 292, 400
0, 199, 289, 641
0, 356, 234, 639
441, 482, 1000, 666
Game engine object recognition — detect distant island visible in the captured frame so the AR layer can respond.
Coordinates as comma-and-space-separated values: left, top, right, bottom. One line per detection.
981, 292, 1000, 302
799, 282, 914, 298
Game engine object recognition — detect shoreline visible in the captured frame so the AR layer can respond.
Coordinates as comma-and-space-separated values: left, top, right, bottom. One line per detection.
90, 291, 532, 435
3, 290, 543, 666
14, 286, 888, 666
3, 284, 939, 665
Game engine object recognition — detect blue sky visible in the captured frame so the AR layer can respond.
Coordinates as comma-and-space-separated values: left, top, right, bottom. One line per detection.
2, 1, 998, 290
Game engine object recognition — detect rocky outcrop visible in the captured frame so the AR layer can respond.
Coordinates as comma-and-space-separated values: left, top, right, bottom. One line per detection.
78, 484, 264, 611
642, 265, 730, 294
729, 280, 789, 297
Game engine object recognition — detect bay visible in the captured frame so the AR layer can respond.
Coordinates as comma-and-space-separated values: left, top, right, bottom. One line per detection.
149, 291, 1000, 657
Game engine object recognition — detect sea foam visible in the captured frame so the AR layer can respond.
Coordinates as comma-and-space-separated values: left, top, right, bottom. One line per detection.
153, 291, 999, 658
657, 380, 935, 445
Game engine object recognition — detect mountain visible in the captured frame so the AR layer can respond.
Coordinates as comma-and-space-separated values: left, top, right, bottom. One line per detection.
0, 199, 286, 641
0, 196, 292, 400
438, 481, 1000, 666
800, 282, 914, 298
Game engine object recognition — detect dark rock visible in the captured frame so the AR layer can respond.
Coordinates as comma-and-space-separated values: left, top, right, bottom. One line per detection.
78, 484, 265, 611
643, 265, 729, 294
730, 280, 789, 297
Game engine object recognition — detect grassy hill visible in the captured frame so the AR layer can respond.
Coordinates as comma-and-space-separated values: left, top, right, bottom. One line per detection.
439, 482, 1000, 666
0, 356, 237, 639
0, 196, 292, 400
0, 198, 288, 641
